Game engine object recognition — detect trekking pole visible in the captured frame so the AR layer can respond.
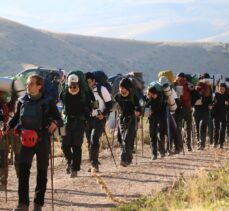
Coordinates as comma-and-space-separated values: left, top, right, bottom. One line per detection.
166, 106, 171, 153
49, 136, 54, 211
111, 111, 117, 150
52, 134, 55, 175
135, 117, 139, 165
4, 132, 8, 203
141, 115, 144, 157
98, 110, 117, 168
103, 128, 118, 168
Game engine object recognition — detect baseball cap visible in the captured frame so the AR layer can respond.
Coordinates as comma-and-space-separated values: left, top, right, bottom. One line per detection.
67, 74, 79, 86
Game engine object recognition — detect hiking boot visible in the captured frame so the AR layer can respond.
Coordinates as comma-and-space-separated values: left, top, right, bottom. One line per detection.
197, 145, 204, 150
152, 155, 157, 160
70, 171, 78, 178
220, 144, 223, 149
213, 144, 218, 148
33, 203, 42, 211
120, 160, 128, 167
13, 203, 29, 211
66, 164, 70, 174
187, 146, 192, 152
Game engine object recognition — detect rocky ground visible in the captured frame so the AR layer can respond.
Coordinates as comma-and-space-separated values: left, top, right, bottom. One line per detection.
0, 142, 229, 211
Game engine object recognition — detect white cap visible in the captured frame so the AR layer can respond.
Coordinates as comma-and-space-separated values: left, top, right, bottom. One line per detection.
68, 74, 79, 86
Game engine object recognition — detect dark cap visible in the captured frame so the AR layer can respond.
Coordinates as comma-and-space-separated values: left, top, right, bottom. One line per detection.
119, 77, 132, 91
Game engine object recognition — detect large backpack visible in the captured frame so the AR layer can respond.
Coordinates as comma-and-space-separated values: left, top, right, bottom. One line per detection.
67, 70, 95, 109
92, 70, 113, 103
44, 71, 62, 102
109, 72, 145, 101
19, 96, 51, 130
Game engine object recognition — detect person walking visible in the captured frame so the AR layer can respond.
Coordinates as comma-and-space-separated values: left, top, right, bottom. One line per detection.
85, 72, 113, 172
61, 74, 91, 177
8, 74, 63, 211
114, 78, 141, 166
212, 82, 229, 148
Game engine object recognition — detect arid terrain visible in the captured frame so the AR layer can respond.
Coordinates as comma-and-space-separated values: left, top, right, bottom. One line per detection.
0, 140, 228, 211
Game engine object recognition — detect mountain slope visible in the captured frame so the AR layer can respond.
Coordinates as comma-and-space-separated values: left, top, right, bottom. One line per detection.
0, 17, 228, 83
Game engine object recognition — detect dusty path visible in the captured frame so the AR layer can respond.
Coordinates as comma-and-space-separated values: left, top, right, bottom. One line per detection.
0, 143, 229, 211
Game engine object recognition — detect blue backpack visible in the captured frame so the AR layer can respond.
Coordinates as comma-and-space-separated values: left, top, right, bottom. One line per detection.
92, 70, 112, 103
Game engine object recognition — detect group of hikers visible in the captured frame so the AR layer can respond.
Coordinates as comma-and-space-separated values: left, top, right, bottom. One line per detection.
0, 69, 228, 211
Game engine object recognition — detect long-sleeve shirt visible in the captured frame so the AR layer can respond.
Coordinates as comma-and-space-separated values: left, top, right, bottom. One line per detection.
115, 93, 141, 117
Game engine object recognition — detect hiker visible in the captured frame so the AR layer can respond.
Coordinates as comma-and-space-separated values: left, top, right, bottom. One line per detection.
115, 77, 141, 166
85, 72, 113, 172
145, 82, 167, 160
212, 82, 229, 148
8, 74, 63, 211
61, 73, 91, 177
0, 99, 21, 191
158, 76, 179, 154
193, 81, 213, 150
174, 73, 193, 151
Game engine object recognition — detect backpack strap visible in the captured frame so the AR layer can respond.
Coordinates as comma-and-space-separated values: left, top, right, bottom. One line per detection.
96, 83, 105, 103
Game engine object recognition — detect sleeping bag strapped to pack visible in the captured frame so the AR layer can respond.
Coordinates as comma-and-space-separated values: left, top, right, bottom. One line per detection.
158, 70, 175, 84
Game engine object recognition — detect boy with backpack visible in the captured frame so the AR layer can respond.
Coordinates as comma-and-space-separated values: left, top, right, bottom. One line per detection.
115, 77, 141, 166
85, 72, 113, 172
8, 74, 63, 211
60, 73, 92, 177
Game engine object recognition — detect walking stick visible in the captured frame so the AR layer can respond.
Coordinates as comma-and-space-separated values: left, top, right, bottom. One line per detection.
111, 111, 117, 150
141, 115, 144, 157
4, 132, 8, 203
135, 117, 139, 165
50, 136, 54, 211
166, 106, 171, 152
103, 129, 117, 168
52, 134, 55, 174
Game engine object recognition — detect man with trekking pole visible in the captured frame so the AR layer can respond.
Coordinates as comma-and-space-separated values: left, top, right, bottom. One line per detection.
114, 77, 141, 167
85, 72, 113, 172
8, 74, 63, 211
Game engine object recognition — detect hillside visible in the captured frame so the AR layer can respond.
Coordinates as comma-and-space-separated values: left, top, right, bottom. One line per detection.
0, 17, 229, 83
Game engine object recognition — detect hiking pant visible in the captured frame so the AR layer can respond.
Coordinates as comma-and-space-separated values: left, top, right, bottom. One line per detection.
214, 116, 226, 146
208, 110, 214, 145
175, 107, 192, 149
194, 111, 209, 147
149, 115, 165, 157
62, 118, 85, 171
0, 132, 21, 185
18, 133, 50, 206
118, 115, 136, 164
85, 117, 106, 166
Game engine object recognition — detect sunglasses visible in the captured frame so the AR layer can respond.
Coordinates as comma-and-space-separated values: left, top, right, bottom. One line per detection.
69, 86, 77, 89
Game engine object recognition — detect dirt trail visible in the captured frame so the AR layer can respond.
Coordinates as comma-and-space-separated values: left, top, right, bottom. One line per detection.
0, 144, 229, 211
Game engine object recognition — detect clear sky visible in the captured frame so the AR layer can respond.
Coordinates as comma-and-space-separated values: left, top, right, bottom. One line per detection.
0, 0, 229, 42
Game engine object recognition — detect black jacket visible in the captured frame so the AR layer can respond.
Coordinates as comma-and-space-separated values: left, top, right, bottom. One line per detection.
9, 93, 63, 131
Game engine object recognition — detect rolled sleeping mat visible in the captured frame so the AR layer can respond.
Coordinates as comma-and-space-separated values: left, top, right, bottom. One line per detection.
0, 77, 13, 92
13, 77, 26, 97
163, 84, 177, 112
175, 85, 183, 98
